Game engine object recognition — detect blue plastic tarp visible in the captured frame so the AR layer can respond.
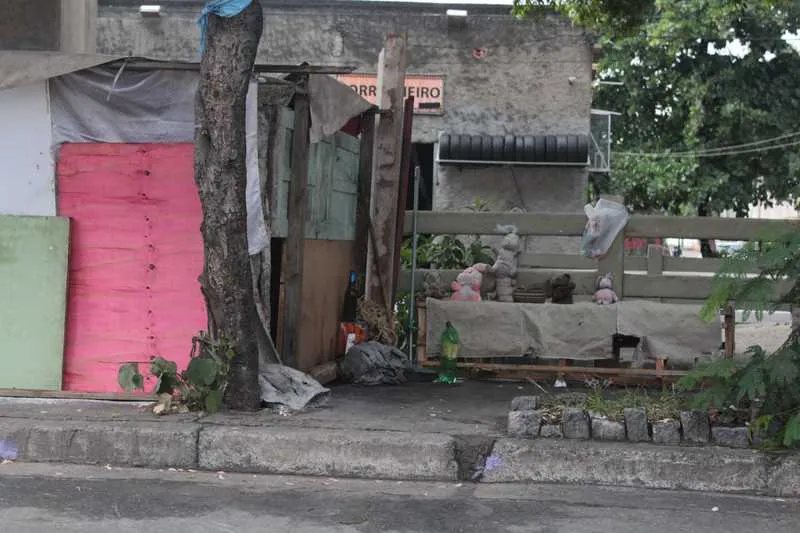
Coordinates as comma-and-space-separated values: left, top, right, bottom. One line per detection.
197, 0, 255, 53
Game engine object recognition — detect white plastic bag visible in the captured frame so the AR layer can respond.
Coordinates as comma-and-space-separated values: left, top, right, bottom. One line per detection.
581, 198, 629, 259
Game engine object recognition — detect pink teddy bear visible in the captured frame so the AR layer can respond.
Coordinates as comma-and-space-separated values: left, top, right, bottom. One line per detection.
450, 263, 489, 302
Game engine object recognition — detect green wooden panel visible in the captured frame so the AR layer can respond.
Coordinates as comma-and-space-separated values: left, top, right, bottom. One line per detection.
0, 215, 69, 390
271, 107, 360, 240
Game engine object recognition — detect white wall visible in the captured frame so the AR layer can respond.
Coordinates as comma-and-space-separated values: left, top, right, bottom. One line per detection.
0, 82, 55, 216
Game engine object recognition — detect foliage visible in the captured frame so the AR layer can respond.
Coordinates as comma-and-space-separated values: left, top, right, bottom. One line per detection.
584, 380, 687, 422
118, 332, 236, 414
679, 230, 800, 448
512, 0, 654, 36
393, 290, 421, 354
700, 229, 800, 322
588, 0, 800, 217
401, 198, 496, 271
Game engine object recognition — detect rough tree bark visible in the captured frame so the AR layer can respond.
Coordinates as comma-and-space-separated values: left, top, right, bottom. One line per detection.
194, 0, 263, 411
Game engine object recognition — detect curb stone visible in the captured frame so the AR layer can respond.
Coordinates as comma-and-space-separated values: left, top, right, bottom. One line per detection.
199, 426, 459, 481
481, 438, 800, 496
0, 419, 199, 468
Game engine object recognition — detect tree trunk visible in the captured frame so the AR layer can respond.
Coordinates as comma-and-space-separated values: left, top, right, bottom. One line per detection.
194, 0, 263, 411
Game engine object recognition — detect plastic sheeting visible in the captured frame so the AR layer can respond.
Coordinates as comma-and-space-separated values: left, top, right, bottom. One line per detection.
49, 67, 268, 254
425, 298, 721, 364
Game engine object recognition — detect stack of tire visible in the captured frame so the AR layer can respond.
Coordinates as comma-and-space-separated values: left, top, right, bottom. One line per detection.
438, 133, 588, 164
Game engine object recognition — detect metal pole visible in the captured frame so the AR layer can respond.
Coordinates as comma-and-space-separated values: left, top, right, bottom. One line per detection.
408, 164, 421, 362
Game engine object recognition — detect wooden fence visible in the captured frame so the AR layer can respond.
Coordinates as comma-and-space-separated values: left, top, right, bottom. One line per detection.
400, 211, 799, 304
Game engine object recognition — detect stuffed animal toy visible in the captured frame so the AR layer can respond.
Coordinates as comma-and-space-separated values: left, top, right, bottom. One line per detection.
489, 225, 520, 303
450, 263, 489, 302
422, 270, 448, 300
592, 273, 619, 305
546, 273, 576, 304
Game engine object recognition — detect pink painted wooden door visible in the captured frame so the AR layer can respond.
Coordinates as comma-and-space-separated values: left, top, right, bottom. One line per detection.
57, 143, 206, 393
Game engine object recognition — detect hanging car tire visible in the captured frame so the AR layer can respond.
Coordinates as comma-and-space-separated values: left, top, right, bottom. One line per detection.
544, 135, 557, 162
556, 135, 568, 162
492, 135, 504, 162
523, 136, 535, 162
566, 135, 579, 163
514, 136, 525, 161
576, 134, 589, 163
439, 134, 451, 160
533, 135, 546, 162
504, 135, 515, 161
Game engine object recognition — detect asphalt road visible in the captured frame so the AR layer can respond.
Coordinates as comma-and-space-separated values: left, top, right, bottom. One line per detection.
0, 463, 797, 532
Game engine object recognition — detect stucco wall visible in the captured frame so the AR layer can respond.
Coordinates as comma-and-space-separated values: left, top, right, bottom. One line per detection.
96, 1, 592, 250
96, 1, 592, 143
0, 83, 56, 217
0, 0, 61, 51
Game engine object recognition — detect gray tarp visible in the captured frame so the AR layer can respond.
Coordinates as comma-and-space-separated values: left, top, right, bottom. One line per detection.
425, 298, 721, 364
0, 51, 125, 91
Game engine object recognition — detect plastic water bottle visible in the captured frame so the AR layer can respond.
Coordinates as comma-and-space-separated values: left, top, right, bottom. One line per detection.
436, 321, 460, 384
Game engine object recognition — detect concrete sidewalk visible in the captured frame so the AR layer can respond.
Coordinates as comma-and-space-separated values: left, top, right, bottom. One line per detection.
0, 381, 798, 496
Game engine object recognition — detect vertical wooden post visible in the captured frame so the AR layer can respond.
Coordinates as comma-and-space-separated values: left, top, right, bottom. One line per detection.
391, 96, 416, 301
724, 301, 736, 358
416, 299, 428, 366
597, 195, 625, 300
353, 109, 376, 282
647, 244, 665, 303
281, 78, 311, 368
365, 33, 408, 313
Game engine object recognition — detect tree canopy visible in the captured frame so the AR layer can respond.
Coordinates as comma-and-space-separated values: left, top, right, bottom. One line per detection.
517, 0, 800, 217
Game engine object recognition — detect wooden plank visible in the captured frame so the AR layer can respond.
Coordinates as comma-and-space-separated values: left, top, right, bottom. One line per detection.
0, 389, 153, 401
624, 273, 794, 300
519, 252, 596, 270
399, 268, 597, 294
624, 274, 712, 300
391, 95, 415, 301
365, 33, 408, 311
403, 211, 586, 236
660, 256, 761, 275
647, 244, 665, 276
418, 360, 688, 378
295, 241, 355, 371
625, 256, 647, 271
353, 109, 376, 276
626, 216, 799, 240
416, 299, 428, 366
724, 302, 735, 358
0, 215, 69, 391
404, 211, 800, 242
281, 81, 311, 369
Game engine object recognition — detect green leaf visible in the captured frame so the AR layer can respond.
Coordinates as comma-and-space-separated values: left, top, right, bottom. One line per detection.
118, 363, 144, 392
150, 356, 178, 378
185, 357, 218, 387
204, 389, 224, 414
782, 412, 800, 448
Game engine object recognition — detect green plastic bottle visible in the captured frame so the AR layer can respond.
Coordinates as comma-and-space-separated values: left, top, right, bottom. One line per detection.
437, 321, 460, 384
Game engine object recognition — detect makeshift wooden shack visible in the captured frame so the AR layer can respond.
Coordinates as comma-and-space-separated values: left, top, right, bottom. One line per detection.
0, 50, 373, 395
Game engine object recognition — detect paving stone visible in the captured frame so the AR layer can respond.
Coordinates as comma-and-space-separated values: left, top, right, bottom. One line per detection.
652, 420, 681, 445
680, 410, 710, 445
562, 408, 590, 439
624, 407, 649, 442
711, 426, 750, 449
540, 424, 563, 438
510, 396, 540, 411
507, 410, 541, 437
591, 417, 626, 441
